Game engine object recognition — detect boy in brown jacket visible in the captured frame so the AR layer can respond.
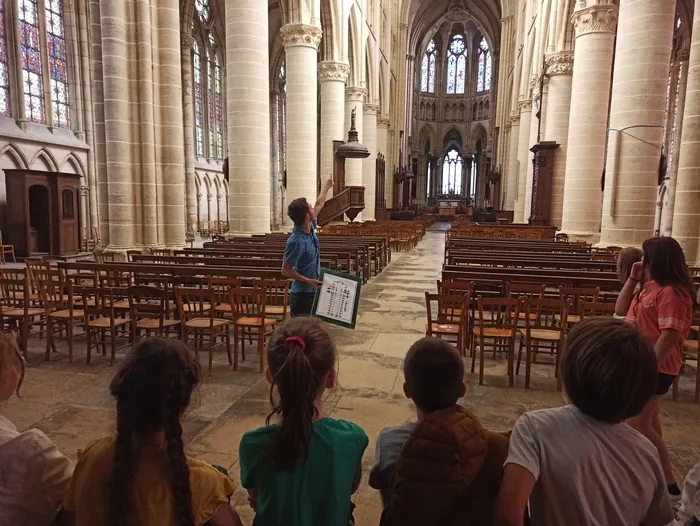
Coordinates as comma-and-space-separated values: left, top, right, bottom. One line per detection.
369, 337, 509, 526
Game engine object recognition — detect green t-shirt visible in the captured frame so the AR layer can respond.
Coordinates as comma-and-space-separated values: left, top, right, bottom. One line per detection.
239, 417, 368, 526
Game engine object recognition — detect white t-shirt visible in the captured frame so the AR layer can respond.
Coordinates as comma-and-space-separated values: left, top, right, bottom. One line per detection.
506, 405, 673, 526
0, 415, 74, 526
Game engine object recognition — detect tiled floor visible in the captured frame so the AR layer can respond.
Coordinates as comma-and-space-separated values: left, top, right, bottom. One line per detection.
4, 225, 700, 524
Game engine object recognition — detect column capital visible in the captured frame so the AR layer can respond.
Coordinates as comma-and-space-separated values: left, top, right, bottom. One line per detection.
509, 113, 520, 125
572, 4, 618, 38
346, 86, 367, 103
545, 51, 574, 76
377, 116, 391, 129
364, 104, 380, 116
318, 61, 350, 83
181, 34, 195, 49
280, 23, 322, 50
678, 49, 690, 62
517, 99, 532, 114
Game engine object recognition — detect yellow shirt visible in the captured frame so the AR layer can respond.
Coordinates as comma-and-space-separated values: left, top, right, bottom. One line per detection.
65, 436, 234, 526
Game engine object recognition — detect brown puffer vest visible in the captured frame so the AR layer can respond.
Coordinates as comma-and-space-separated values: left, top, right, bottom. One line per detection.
380, 406, 509, 526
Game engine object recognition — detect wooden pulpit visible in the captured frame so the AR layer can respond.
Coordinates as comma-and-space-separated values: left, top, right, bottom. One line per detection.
528, 141, 559, 227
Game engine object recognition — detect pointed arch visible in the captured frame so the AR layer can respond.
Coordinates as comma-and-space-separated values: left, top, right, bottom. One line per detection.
347, 4, 362, 87
471, 122, 488, 150
0, 143, 29, 169
30, 148, 59, 172
59, 152, 86, 176
319, 0, 339, 62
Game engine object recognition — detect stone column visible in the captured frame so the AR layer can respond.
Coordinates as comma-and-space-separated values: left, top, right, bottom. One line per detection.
363, 104, 379, 220
600, 0, 675, 247
664, 50, 690, 237
227, 0, 271, 233
544, 51, 574, 229
504, 114, 520, 211
270, 90, 281, 229
378, 116, 391, 208
345, 87, 366, 187
282, 24, 322, 220
560, 3, 618, 241
514, 100, 532, 223
673, 13, 700, 264
319, 61, 349, 196
181, 34, 198, 236
524, 77, 542, 220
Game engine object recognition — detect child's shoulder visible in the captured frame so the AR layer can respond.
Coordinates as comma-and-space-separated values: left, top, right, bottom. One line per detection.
318, 417, 367, 439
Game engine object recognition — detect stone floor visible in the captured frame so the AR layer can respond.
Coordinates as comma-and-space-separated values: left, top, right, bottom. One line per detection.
3, 224, 700, 525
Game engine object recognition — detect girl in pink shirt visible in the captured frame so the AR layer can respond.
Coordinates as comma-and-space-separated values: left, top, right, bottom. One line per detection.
621, 237, 695, 501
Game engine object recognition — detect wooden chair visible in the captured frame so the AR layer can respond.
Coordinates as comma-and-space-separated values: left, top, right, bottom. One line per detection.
425, 292, 468, 357
81, 287, 130, 365
230, 286, 276, 372
471, 297, 520, 386
128, 285, 180, 340
0, 269, 44, 356
0, 230, 16, 263
209, 277, 240, 318
558, 287, 600, 326
506, 282, 545, 322
126, 250, 143, 262
94, 251, 116, 263
679, 338, 700, 402
516, 298, 570, 390
254, 279, 291, 321
578, 300, 617, 319
176, 286, 231, 372
150, 248, 173, 257
37, 271, 84, 362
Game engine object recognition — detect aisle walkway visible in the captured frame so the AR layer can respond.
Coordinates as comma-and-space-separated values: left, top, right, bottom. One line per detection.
4, 226, 700, 524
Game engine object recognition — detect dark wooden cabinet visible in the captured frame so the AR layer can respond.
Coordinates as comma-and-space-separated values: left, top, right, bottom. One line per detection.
5, 170, 81, 257
529, 142, 559, 227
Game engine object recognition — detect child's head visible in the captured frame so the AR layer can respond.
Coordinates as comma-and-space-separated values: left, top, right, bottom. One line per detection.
403, 338, 466, 414
617, 247, 643, 284
563, 317, 657, 424
0, 334, 24, 402
109, 338, 200, 526
642, 236, 696, 300
266, 318, 336, 471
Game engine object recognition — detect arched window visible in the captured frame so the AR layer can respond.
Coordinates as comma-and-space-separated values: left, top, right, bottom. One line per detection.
19, 0, 45, 123
0, 1, 10, 116
421, 40, 436, 93
47, 0, 70, 127
191, 0, 225, 161
441, 148, 463, 195
446, 35, 466, 95
477, 37, 492, 92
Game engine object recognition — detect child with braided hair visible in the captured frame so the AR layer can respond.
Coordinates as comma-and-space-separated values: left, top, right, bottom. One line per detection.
64, 338, 241, 526
239, 318, 368, 526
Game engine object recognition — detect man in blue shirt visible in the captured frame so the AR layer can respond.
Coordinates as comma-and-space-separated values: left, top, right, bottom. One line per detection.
282, 177, 334, 317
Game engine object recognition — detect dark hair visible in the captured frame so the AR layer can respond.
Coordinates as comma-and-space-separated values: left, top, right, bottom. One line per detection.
404, 338, 464, 413
563, 317, 657, 424
109, 339, 200, 526
641, 237, 696, 303
617, 247, 643, 284
287, 197, 311, 226
266, 318, 336, 471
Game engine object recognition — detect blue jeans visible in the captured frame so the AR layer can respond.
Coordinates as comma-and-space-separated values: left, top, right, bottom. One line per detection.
290, 292, 315, 317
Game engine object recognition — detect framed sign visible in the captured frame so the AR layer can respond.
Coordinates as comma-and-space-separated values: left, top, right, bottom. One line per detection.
311, 268, 362, 329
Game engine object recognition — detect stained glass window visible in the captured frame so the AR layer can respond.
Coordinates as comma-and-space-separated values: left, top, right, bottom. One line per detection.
442, 149, 463, 195
446, 35, 466, 95
193, 40, 204, 157
195, 0, 209, 22
477, 37, 491, 92
421, 40, 436, 93
207, 47, 216, 158
19, 0, 45, 123
0, 1, 10, 116
215, 54, 223, 160
46, 0, 69, 127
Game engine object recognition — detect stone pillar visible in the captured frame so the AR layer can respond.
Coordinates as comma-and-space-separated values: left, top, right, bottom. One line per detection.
270, 90, 281, 230
504, 114, 520, 211
664, 51, 690, 237
378, 116, 391, 209
560, 3, 617, 241
673, 12, 700, 264
282, 24, 322, 220
181, 35, 198, 236
524, 77, 542, 220
514, 101, 532, 223
600, 0, 675, 246
544, 51, 574, 229
362, 104, 379, 221
227, 0, 271, 233
345, 87, 366, 187
319, 61, 349, 198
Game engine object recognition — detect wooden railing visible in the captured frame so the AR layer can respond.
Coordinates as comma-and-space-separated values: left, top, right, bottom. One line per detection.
317, 186, 365, 226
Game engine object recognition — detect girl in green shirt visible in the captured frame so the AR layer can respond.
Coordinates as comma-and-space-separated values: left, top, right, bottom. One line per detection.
239, 318, 368, 526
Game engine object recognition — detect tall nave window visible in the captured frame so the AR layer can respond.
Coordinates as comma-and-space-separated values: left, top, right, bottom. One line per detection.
191, 0, 225, 161
0, 0, 10, 116
446, 34, 466, 95
477, 37, 491, 92
421, 40, 436, 94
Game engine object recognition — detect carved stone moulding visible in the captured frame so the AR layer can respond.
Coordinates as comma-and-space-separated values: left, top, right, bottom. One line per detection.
364, 103, 380, 116
545, 51, 574, 76
517, 99, 533, 114
572, 4, 618, 37
346, 86, 367, 103
318, 61, 350, 83
281, 23, 322, 50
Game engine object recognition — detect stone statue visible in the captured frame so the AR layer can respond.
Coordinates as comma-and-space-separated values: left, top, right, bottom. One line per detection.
351, 107, 357, 129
